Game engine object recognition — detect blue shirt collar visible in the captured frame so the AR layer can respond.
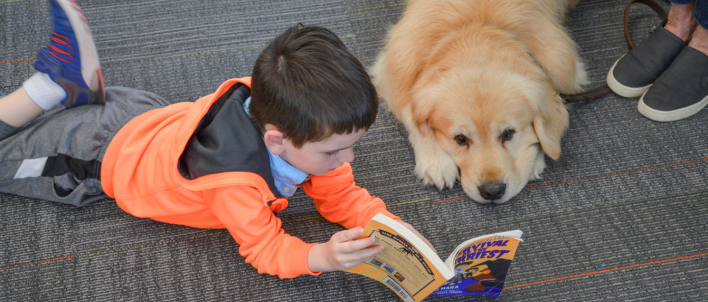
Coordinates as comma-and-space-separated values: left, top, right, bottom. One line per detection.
244, 96, 309, 197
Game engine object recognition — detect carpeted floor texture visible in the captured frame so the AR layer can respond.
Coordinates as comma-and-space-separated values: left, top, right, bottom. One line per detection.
2, 0, 707, 301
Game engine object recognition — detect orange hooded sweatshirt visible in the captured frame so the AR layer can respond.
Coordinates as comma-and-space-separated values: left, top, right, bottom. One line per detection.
101, 78, 399, 279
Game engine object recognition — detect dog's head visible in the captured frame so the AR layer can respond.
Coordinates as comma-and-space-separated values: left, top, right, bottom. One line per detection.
412, 65, 568, 204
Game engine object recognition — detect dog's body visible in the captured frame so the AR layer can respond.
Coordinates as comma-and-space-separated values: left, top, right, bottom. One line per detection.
372, 0, 588, 203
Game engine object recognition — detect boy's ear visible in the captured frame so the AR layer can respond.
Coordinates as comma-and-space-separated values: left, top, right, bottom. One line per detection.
263, 124, 286, 155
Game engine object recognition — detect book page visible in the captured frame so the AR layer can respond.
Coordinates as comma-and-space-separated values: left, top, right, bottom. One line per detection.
430, 232, 522, 299
346, 216, 451, 302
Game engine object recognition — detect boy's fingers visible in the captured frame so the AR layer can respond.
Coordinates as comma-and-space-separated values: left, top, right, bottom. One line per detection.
352, 245, 384, 263
340, 245, 383, 269
333, 227, 364, 243
343, 237, 378, 253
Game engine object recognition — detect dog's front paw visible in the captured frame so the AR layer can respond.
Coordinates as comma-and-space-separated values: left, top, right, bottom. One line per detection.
414, 150, 458, 190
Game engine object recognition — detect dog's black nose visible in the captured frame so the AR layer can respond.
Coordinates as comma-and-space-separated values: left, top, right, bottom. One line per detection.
478, 183, 506, 201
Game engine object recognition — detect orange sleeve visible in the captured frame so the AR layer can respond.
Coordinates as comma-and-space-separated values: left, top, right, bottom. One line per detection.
204, 186, 321, 279
303, 162, 400, 230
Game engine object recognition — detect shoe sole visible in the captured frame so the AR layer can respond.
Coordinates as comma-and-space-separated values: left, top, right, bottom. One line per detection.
55, 0, 104, 103
637, 92, 708, 122
606, 55, 653, 98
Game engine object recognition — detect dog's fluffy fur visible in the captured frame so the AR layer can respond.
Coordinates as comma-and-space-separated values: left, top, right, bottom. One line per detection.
372, 0, 588, 203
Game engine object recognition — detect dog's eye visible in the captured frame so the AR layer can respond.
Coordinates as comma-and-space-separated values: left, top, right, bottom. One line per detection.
501, 129, 515, 142
454, 134, 469, 146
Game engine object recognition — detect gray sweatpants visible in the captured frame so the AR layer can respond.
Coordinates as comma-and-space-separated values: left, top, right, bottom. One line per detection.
0, 87, 170, 206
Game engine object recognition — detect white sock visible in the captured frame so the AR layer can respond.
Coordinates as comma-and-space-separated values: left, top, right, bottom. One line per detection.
22, 72, 67, 110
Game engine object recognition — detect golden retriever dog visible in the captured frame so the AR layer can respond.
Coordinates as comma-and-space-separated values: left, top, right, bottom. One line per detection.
372, 0, 588, 204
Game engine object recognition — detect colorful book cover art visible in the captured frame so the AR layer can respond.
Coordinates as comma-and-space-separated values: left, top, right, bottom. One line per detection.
429, 235, 521, 299
346, 220, 449, 302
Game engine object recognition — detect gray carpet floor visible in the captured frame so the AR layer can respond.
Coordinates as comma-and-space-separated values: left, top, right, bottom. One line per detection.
2, 0, 707, 301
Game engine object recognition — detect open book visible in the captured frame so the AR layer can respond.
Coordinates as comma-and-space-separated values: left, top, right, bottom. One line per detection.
346, 214, 523, 301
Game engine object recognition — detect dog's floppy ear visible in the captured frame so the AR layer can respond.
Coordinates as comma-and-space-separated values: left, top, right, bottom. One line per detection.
532, 90, 569, 160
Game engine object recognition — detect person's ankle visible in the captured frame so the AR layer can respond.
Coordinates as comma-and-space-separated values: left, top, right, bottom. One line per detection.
22, 72, 67, 110
688, 25, 708, 56
666, 2, 698, 41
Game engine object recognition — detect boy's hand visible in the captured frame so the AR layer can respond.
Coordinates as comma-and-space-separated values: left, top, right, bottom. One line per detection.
397, 220, 438, 255
308, 227, 383, 272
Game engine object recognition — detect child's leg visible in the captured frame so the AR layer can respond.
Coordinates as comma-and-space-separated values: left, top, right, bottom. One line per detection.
0, 87, 170, 206
0, 87, 45, 129
0, 0, 170, 206
0, 0, 105, 135
0, 92, 21, 140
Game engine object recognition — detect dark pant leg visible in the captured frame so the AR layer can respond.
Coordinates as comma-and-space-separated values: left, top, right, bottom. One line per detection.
670, 0, 696, 4
0, 121, 18, 141
695, 0, 708, 29
0, 87, 170, 206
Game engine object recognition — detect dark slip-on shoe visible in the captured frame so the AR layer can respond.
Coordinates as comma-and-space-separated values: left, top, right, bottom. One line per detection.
638, 46, 708, 122
607, 21, 686, 98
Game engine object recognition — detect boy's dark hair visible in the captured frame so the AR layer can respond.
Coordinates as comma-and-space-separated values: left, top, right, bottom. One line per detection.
250, 25, 378, 148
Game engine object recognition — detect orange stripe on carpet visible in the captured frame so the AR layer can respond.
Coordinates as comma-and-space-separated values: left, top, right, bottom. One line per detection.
0, 58, 35, 64
0, 255, 74, 270
507, 252, 708, 290
527, 157, 708, 189
432, 196, 468, 204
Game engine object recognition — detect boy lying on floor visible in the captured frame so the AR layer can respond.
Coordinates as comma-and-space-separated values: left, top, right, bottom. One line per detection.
0, 0, 435, 278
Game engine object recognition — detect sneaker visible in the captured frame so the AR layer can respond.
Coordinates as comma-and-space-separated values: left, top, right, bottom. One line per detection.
638, 47, 708, 122
34, 0, 104, 108
607, 21, 685, 98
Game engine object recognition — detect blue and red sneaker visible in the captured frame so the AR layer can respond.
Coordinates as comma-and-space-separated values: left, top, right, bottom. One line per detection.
35, 0, 105, 108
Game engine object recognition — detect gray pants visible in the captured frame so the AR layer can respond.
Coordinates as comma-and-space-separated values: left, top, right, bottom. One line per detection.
0, 87, 169, 206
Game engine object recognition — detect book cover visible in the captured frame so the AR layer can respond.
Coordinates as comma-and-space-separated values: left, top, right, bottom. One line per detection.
429, 233, 522, 299
347, 214, 522, 301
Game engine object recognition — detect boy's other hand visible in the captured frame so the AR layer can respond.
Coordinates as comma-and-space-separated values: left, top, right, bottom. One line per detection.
397, 220, 438, 255
308, 227, 383, 272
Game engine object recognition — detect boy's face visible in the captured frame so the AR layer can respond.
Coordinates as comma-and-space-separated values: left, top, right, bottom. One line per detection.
264, 125, 366, 176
